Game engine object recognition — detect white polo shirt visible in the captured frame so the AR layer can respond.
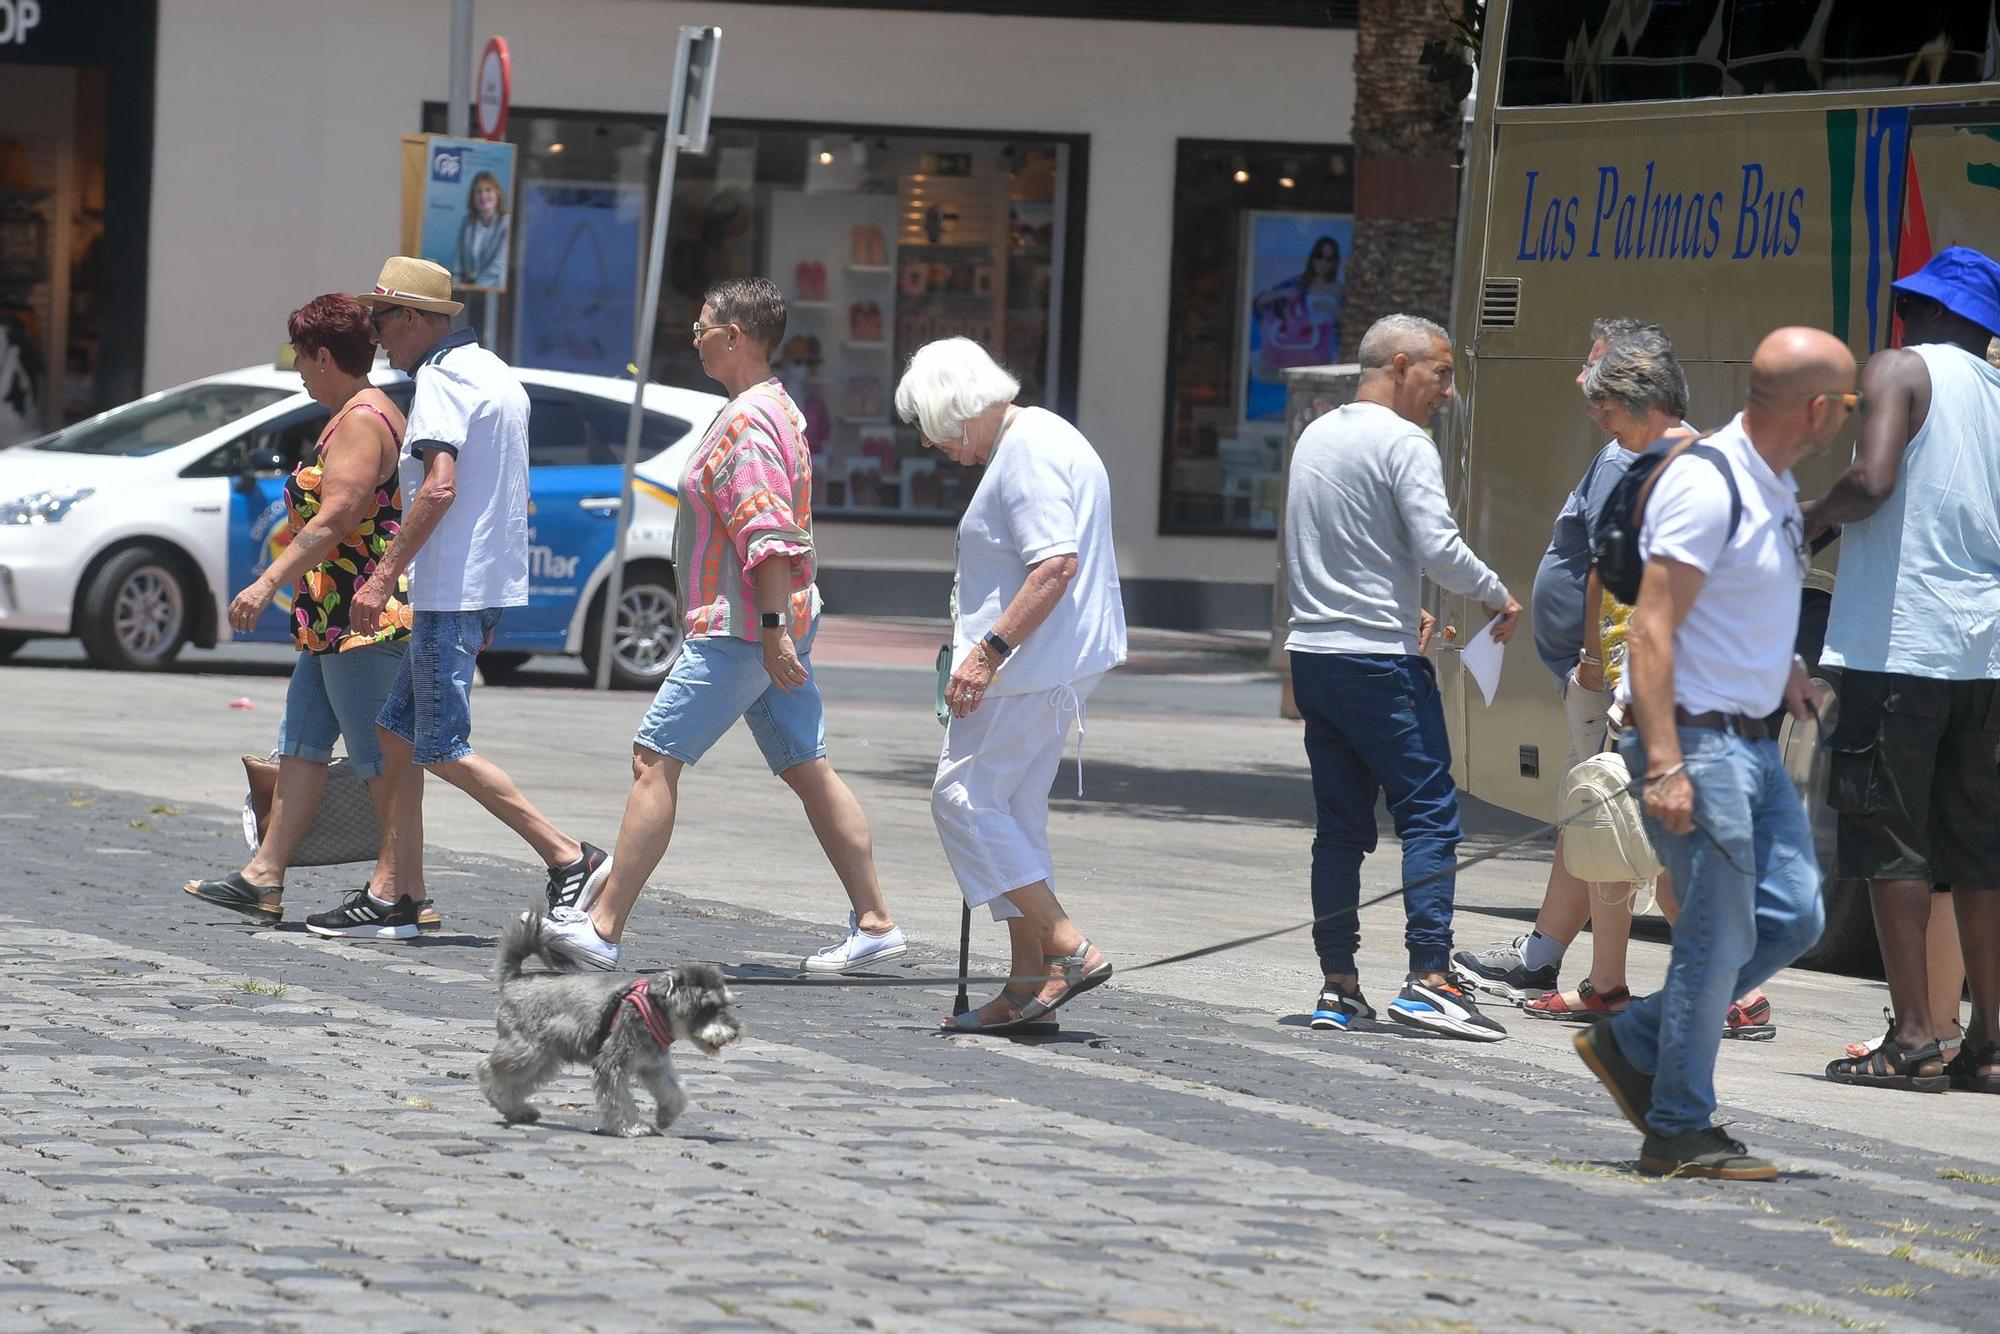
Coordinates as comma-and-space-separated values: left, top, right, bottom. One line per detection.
1615, 413, 1803, 717
399, 329, 531, 612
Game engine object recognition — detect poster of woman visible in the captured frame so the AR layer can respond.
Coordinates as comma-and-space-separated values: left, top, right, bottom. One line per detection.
1241, 212, 1352, 421
413, 136, 517, 293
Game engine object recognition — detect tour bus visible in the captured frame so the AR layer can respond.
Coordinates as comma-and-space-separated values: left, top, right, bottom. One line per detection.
1442, 1, 2000, 967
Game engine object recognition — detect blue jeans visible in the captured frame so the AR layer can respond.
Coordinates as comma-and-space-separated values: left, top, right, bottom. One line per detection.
1610, 726, 1824, 1136
377, 609, 504, 766
1290, 651, 1462, 977
278, 640, 408, 778
633, 624, 827, 774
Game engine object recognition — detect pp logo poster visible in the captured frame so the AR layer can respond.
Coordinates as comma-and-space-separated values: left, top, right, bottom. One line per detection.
416, 135, 517, 292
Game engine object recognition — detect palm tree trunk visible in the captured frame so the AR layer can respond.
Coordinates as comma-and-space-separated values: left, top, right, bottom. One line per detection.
1346, 0, 1466, 337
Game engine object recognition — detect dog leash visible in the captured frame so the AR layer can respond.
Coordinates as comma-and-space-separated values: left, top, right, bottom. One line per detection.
677, 776, 1647, 990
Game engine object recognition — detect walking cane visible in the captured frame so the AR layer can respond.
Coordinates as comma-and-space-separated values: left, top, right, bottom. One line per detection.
954, 902, 972, 1017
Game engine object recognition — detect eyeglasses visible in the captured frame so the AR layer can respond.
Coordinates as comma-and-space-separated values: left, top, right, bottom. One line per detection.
1810, 391, 1865, 414
691, 321, 729, 340
1781, 514, 1813, 581
370, 306, 409, 333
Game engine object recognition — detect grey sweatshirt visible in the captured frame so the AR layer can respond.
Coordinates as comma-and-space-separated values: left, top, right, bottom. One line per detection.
1283, 401, 1509, 656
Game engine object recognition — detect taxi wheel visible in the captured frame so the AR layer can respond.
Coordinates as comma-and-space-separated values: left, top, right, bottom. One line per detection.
585, 563, 682, 691
79, 545, 192, 672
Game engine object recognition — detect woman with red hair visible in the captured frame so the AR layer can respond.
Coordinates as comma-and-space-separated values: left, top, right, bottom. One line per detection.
183, 294, 431, 935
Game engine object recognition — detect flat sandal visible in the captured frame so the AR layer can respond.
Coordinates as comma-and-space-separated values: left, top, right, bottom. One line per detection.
1016, 940, 1113, 1022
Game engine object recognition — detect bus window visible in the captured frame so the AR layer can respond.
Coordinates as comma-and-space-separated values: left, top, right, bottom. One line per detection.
1501, 0, 1998, 106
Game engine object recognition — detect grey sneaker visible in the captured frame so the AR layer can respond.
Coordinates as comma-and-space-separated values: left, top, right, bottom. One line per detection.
1639, 1127, 1778, 1181
1452, 935, 1558, 1002
1573, 1020, 1654, 1134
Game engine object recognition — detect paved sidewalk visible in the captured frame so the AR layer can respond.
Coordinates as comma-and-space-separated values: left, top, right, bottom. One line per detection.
2, 776, 1996, 1331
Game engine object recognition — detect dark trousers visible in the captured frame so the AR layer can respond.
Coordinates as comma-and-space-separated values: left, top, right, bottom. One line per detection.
1290, 651, 1463, 978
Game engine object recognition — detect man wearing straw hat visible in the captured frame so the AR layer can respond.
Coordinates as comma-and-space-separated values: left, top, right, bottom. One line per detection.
329, 257, 611, 938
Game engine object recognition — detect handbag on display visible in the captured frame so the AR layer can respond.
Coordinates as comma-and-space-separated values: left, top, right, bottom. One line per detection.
240, 752, 380, 866
1559, 749, 1662, 911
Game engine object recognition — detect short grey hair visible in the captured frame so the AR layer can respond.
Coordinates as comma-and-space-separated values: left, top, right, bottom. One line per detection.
704, 276, 788, 352
1356, 314, 1449, 372
1582, 328, 1689, 420
894, 338, 1020, 443
1588, 316, 1655, 346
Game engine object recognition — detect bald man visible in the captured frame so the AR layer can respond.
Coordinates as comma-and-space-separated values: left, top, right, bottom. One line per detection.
1574, 327, 1854, 1181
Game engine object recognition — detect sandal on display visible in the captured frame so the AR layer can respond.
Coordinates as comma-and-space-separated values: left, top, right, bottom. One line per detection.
183, 873, 281, 924
1523, 979, 1630, 1022
1945, 1043, 2000, 1094
1824, 1035, 1950, 1093
1015, 941, 1113, 1023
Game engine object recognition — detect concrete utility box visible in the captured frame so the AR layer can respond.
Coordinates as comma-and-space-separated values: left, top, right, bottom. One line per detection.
1269, 363, 1363, 719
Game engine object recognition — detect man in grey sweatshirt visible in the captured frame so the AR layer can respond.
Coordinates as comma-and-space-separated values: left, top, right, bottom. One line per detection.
1284, 313, 1521, 1043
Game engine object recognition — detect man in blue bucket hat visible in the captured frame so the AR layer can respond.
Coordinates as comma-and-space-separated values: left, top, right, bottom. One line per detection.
1805, 244, 2000, 1099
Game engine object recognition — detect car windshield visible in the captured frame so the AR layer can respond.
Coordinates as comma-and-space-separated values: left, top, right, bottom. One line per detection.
25, 384, 293, 457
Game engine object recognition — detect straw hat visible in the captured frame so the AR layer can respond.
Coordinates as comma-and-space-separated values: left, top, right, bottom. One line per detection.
354, 256, 464, 316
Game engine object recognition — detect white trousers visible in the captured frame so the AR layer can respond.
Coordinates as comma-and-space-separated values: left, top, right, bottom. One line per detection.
931, 673, 1103, 920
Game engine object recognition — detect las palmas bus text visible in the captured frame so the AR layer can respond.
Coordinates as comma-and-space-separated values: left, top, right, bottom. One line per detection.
1517, 163, 1806, 264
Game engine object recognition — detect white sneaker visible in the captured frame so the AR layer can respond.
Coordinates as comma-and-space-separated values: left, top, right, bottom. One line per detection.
802, 913, 907, 975
537, 906, 621, 971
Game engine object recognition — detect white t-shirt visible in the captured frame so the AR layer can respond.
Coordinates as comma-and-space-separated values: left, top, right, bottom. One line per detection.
399, 331, 531, 612
953, 407, 1127, 697
1616, 413, 1802, 717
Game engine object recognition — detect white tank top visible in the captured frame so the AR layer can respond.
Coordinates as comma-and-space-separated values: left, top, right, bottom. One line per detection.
1822, 342, 2000, 679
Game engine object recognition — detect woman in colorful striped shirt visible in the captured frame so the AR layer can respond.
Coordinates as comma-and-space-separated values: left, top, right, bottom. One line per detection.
540, 277, 907, 974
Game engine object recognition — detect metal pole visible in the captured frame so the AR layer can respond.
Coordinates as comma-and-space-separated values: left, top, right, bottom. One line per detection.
954, 903, 972, 1018
447, 0, 473, 138
595, 27, 697, 691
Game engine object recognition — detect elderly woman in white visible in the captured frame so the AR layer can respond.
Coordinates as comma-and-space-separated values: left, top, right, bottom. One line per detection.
896, 338, 1128, 1033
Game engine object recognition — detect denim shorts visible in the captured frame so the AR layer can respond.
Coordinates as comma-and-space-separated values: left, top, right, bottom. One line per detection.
278, 640, 408, 779
633, 626, 827, 774
378, 608, 503, 766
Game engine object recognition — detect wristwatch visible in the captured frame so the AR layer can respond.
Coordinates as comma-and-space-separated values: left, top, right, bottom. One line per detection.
760, 611, 783, 630
981, 630, 1013, 661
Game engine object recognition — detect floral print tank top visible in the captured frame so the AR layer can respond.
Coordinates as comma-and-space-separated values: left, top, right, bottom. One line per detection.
283, 399, 412, 654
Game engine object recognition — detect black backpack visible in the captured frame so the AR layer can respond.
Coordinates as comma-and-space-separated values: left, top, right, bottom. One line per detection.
1589, 434, 1742, 605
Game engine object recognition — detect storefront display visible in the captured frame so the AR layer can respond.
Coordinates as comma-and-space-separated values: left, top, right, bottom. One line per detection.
1160, 140, 1354, 536
431, 107, 1081, 523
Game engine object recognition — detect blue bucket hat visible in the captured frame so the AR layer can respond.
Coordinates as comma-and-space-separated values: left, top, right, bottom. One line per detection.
1892, 245, 2000, 337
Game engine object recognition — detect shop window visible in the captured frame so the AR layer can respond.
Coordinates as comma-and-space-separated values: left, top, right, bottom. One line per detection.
1159, 140, 1354, 536
425, 106, 1083, 524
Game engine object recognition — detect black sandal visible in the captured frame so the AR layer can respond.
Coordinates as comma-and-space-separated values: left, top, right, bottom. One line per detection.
1946, 1043, 2000, 1095
183, 873, 282, 924
1824, 1032, 1949, 1093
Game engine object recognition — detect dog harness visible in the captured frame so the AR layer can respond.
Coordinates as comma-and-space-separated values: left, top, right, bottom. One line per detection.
591, 977, 676, 1056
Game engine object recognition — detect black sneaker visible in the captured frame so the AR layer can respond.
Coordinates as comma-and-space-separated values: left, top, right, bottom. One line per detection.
1639, 1126, 1777, 1181
1309, 986, 1376, 1032
546, 842, 613, 912
1452, 935, 1559, 1002
306, 890, 421, 940
1387, 976, 1508, 1042
1572, 1020, 1654, 1134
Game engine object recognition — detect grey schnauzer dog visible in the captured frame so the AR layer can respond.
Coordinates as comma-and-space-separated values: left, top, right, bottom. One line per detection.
478, 914, 744, 1136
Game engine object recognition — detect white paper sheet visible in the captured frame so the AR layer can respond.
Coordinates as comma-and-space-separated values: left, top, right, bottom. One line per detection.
1460, 614, 1506, 707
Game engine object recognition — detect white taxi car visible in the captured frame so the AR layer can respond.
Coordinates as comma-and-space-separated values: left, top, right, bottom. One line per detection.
0, 363, 723, 688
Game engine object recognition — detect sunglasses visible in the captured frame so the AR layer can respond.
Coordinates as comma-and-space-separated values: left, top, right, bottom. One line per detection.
1812, 391, 1865, 414
370, 306, 410, 333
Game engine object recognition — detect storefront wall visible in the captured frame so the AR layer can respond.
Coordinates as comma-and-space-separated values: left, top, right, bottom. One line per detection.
147, 0, 1355, 627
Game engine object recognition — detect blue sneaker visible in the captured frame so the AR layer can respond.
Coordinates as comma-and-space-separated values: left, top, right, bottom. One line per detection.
1309, 986, 1376, 1032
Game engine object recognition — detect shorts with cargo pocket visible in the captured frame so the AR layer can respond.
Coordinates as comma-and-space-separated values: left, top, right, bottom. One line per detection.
1824, 668, 2000, 887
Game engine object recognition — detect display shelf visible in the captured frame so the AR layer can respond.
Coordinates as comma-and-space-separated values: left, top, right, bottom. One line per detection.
792, 300, 830, 309
844, 341, 889, 350
845, 264, 893, 274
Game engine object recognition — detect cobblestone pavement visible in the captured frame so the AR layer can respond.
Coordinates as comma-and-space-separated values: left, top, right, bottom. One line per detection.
3, 776, 1996, 1333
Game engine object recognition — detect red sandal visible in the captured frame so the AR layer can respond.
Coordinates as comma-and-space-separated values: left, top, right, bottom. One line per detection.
1523, 978, 1630, 1022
